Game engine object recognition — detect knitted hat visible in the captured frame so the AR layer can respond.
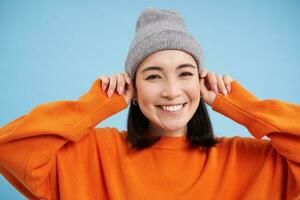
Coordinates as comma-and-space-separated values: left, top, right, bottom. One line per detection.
125, 8, 204, 79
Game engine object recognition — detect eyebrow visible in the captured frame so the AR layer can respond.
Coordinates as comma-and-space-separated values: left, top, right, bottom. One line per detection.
141, 63, 197, 73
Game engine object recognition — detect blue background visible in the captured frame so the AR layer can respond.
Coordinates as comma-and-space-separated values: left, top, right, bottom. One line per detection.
1, 0, 299, 199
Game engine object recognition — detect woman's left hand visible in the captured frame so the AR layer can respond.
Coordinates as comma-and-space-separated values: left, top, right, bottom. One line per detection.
199, 69, 234, 106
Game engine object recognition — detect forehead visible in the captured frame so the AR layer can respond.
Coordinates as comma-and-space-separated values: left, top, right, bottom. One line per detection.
137, 49, 197, 72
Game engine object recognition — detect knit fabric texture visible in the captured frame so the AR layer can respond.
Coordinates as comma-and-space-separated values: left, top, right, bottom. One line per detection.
125, 8, 204, 79
1, 79, 300, 199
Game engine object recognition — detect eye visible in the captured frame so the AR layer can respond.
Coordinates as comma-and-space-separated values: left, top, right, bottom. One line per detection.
180, 72, 194, 77
146, 75, 161, 80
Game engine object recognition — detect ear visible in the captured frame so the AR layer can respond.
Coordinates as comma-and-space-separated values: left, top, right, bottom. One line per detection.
132, 80, 138, 99
133, 91, 138, 100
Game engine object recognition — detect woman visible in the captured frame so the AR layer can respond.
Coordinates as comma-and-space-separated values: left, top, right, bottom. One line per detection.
0, 8, 299, 200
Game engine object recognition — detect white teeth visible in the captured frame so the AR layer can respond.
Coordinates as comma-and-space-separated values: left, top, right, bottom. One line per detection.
161, 104, 184, 112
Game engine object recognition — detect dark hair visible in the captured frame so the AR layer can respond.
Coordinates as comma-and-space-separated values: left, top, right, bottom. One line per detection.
126, 81, 220, 150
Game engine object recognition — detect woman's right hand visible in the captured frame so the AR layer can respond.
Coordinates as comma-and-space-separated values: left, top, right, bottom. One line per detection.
99, 72, 134, 105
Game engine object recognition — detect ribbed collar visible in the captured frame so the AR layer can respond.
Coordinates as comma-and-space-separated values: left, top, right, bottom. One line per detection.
151, 135, 190, 149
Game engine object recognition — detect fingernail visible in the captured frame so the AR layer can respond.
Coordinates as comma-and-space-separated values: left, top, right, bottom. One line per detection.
213, 85, 218, 93
118, 87, 123, 95
200, 72, 205, 77
107, 90, 113, 98
222, 89, 228, 96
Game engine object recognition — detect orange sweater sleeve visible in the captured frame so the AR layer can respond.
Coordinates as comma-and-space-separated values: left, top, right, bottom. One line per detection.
0, 79, 128, 199
212, 80, 300, 197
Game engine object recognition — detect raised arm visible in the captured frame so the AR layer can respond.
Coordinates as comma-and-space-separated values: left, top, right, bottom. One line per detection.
0, 79, 128, 199
212, 80, 300, 198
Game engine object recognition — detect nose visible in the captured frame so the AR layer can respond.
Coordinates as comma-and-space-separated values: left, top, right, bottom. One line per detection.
161, 80, 182, 99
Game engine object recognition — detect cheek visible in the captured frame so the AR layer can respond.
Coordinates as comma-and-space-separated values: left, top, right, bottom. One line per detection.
136, 84, 160, 121
136, 83, 158, 106
186, 80, 201, 99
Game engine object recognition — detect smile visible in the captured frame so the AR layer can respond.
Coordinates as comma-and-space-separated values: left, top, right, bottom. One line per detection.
157, 103, 187, 112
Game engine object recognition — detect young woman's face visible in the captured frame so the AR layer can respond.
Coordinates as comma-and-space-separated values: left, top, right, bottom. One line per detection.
134, 49, 201, 136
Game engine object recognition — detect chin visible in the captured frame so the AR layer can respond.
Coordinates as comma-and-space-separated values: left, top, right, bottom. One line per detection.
159, 122, 187, 131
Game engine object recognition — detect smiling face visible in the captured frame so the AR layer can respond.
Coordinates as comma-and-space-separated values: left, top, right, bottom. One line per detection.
134, 49, 201, 137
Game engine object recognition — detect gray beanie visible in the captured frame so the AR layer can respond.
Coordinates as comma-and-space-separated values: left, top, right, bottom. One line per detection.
125, 8, 204, 79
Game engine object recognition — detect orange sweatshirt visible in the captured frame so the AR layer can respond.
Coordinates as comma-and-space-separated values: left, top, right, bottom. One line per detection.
0, 79, 299, 200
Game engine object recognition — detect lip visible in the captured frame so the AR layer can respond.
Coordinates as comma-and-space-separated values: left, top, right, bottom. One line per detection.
157, 102, 187, 106
156, 102, 187, 114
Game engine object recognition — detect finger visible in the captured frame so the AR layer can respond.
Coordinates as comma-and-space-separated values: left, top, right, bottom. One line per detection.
217, 74, 227, 96
207, 72, 218, 93
99, 76, 109, 91
107, 74, 117, 98
223, 74, 234, 93
117, 73, 125, 95
200, 78, 216, 106
199, 67, 208, 78
124, 72, 131, 84
204, 78, 212, 90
